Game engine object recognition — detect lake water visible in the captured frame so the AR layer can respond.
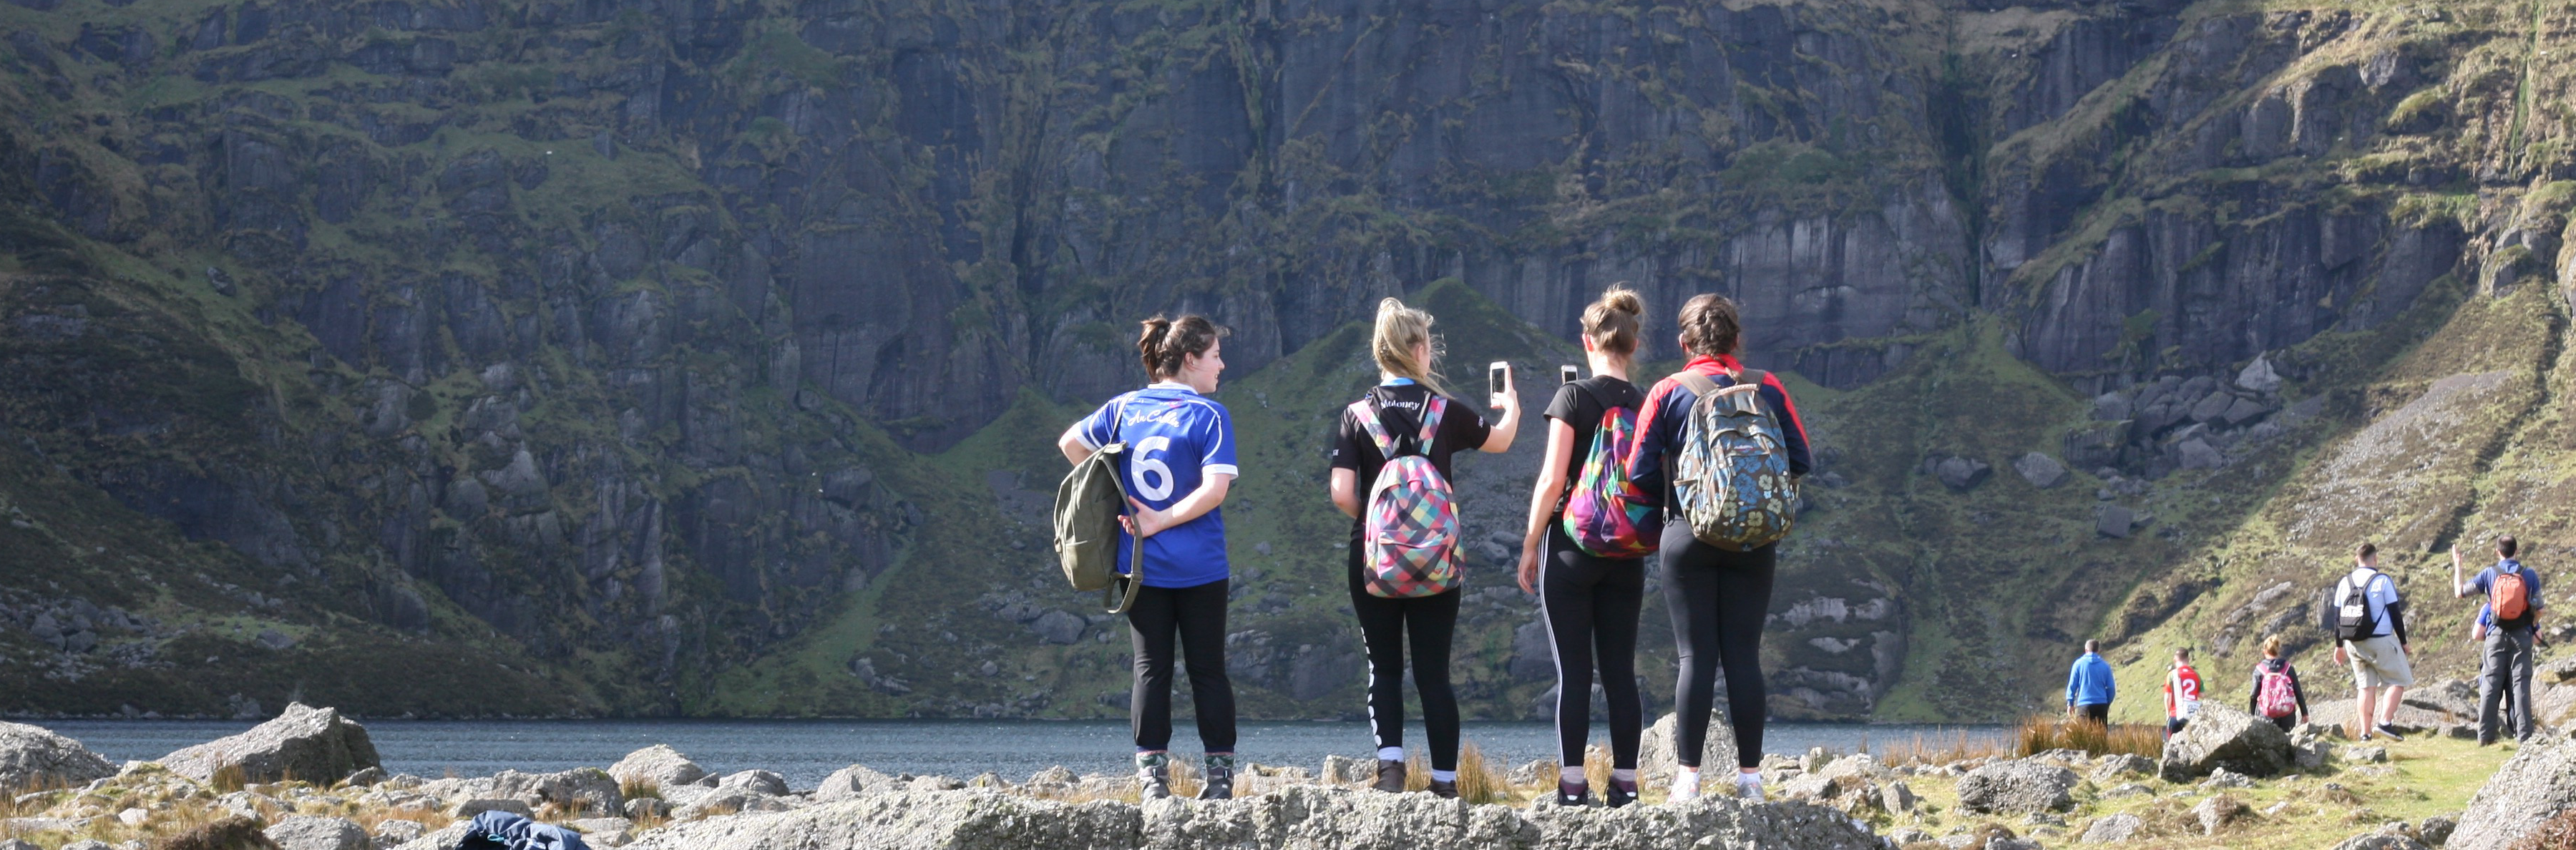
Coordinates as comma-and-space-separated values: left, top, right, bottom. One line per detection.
33, 720, 2005, 786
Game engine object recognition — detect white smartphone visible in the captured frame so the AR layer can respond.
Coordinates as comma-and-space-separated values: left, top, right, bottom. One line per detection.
1488, 361, 1509, 395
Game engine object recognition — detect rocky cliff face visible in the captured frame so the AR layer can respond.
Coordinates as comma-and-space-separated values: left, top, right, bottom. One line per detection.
1, 0, 2572, 720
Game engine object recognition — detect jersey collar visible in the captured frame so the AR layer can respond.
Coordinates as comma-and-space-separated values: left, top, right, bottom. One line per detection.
1378, 376, 1418, 387
1686, 354, 1742, 374
1146, 381, 1199, 395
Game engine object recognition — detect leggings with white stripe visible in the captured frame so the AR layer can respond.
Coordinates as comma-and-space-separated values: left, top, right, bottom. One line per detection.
1348, 550, 1461, 772
1662, 522, 1776, 770
1543, 524, 1646, 768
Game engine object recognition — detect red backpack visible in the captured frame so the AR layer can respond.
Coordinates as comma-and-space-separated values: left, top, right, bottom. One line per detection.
2494, 567, 2532, 622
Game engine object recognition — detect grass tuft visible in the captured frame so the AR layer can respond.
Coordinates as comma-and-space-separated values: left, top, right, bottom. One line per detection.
2016, 715, 2163, 759
207, 765, 246, 795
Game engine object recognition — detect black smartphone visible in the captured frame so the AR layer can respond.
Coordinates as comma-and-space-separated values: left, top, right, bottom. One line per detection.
1488, 361, 1509, 395
1560, 364, 1580, 385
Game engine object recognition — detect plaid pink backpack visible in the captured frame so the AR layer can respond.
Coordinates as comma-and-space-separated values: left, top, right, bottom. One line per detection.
1350, 396, 1463, 598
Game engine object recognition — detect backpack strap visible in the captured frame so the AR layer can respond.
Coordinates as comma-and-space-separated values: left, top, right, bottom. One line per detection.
1415, 396, 1446, 451
1675, 371, 1719, 397
1348, 399, 1400, 456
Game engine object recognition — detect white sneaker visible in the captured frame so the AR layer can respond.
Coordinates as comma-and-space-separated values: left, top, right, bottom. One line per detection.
1668, 771, 1702, 803
1735, 771, 1766, 801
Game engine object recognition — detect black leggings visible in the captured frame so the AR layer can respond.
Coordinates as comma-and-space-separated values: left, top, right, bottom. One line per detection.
1543, 525, 1645, 768
1129, 579, 1235, 753
1348, 553, 1462, 771
1662, 522, 1775, 770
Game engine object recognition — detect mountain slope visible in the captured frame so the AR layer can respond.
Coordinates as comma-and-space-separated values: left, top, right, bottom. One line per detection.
2, 0, 2574, 720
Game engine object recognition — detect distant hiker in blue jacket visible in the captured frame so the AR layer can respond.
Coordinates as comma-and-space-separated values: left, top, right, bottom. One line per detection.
2066, 640, 2117, 725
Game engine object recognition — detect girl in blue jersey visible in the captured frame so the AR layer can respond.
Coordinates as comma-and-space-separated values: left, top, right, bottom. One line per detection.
1057, 315, 1241, 800
1327, 297, 1521, 798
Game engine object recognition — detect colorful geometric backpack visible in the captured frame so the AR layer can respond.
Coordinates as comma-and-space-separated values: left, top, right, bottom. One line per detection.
1350, 395, 1463, 598
1671, 370, 1797, 552
1559, 384, 1656, 558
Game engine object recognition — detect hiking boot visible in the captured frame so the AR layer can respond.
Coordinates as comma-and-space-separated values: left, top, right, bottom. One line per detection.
1555, 781, 1592, 806
1427, 778, 1458, 799
1605, 776, 1639, 809
2373, 723, 2407, 742
1136, 752, 1171, 800
1372, 759, 1407, 793
1195, 754, 1234, 800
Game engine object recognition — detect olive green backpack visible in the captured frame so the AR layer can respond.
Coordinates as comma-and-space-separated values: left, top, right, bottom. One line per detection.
1052, 407, 1146, 614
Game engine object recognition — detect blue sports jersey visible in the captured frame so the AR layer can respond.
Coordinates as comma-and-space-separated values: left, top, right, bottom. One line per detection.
1073, 383, 1239, 589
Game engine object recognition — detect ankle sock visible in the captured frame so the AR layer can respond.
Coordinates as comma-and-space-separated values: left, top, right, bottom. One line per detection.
1430, 769, 1457, 783
1377, 746, 1404, 762
1559, 766, 1586, 785
1611, 768, 1636, 783
1674, 766, 1702, 796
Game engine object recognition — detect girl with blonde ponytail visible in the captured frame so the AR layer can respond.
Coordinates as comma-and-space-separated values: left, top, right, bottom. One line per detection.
1325, 296, 1520, 798
1516, 285, 1650, 807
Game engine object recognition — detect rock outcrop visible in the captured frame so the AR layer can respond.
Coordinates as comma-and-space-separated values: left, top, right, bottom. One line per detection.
161, 703, 381, 784
621, 786, 1880, 850
2160, 705, 2291, 781
2449, 738, 2576, 850
0, 721, 115, 792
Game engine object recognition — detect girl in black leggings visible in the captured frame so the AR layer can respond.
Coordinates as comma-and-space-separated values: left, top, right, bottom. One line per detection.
1328, 297, 1520, 798
1058, 316, 1244, 800
1625, 293, 1810, 802
1516, 285, 1649, 807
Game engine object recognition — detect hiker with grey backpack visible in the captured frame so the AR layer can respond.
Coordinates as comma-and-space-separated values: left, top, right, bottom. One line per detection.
1055, 315, 1241, 799
1624, 293, 1811, 803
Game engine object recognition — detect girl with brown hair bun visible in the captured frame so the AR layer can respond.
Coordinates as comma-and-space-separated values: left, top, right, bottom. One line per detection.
1056, 314, 1240, 800
1327, 296, 1521, 798
1624, 293, 1812, 803
1516, 285, 1650, 807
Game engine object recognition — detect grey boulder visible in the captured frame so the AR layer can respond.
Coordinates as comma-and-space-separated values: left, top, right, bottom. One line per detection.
2160, 705, 2291, 781
608, 744, 706, 791
264, 816, 369, 850
2080, 812, 2142, 844
1032, 610, 1088, 645
1638, 710, 1735, 784
816, 764, 902, 801
2331, 826, 2430, 850
2449, 738, 2576, 850
0, 721, 116, 793
1955, 760, 2079, 814
2013, 453, 2069, 489
161, 703, 381, 784
492, 767, 624, 816
1933, 456, 1991, 492
2097, 504, 2137, 538
2237, 356, 2283, 393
